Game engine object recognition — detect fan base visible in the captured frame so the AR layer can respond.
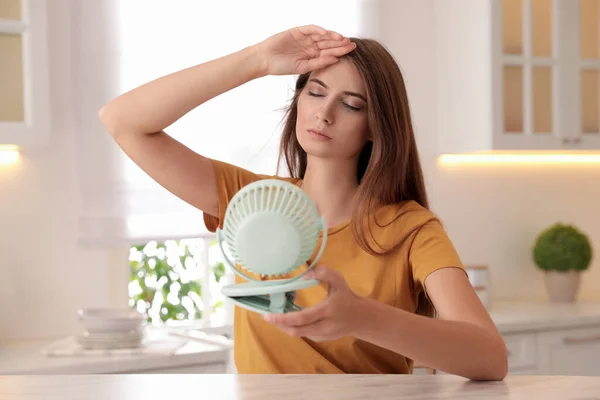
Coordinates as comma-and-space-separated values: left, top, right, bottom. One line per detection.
222, 278, 320, 315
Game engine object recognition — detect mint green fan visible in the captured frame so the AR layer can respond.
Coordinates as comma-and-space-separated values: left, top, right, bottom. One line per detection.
215, 179, 327, 315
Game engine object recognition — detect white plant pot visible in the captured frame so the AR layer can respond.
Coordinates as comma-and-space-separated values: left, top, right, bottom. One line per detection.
544, 270, 581, 303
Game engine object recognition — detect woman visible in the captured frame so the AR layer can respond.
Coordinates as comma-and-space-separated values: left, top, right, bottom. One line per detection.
99, 25, 507, 380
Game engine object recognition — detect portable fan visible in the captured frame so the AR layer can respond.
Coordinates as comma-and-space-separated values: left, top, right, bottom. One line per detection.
215, 179, 328, 315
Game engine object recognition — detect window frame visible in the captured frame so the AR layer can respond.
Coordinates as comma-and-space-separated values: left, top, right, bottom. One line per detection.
127, 233, 236, 334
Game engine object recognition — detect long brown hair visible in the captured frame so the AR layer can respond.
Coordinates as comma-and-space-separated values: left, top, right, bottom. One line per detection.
277, 38, 430, 257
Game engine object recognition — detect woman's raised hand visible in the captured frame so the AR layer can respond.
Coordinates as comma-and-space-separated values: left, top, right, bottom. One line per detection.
254, 25, 357, 76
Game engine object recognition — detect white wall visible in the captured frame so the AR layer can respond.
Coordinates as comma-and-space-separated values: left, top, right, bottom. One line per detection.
378, 0, 600, 302
1, 0, 599, 341
0, 0, 129, 340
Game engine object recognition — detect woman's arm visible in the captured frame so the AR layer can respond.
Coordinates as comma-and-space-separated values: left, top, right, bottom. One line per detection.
98, 46, 266, 217
99, 46, 266, 140
353, 267, 508, 381
98, 25, 353, 217
263, 264, 507, 381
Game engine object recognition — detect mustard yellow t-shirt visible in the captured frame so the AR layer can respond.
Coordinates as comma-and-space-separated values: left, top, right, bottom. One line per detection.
203, 159, 466, 374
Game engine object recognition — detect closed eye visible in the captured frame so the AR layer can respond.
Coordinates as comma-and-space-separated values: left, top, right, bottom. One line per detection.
308, 92, 361, 112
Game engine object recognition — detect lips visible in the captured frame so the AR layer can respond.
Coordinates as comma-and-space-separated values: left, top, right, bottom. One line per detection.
308, 129, 331, 139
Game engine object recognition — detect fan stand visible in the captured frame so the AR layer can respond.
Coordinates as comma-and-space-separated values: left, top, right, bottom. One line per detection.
221, 278, 320, 315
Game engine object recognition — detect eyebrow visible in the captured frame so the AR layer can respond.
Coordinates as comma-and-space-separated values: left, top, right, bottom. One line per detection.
309, 78, 367, 102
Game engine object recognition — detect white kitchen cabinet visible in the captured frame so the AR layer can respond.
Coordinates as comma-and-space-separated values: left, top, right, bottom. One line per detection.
504, 332, 538, 372
504, 325, 600, 376
435, 0, 600, 153
537, 325, 600, 376
0, 0, 51, 148
489, 301, 600, 376
429, 302, 600, 376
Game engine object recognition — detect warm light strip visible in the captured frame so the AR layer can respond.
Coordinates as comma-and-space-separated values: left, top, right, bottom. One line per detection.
438, 153, 600, 165
0, 145, 20, 166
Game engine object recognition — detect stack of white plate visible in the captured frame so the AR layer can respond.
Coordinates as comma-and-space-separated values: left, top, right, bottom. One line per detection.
75, 330, 145, 350
75, 308, 146, 350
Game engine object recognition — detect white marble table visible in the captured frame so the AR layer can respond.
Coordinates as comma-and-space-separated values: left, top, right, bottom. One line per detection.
1, 374, 599, 399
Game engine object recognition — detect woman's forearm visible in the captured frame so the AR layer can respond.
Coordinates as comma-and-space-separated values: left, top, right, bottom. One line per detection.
353, 298, 508, 381
99, 45, 266, 138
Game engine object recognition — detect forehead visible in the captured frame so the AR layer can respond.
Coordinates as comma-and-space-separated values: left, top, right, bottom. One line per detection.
309, 59, 366, 95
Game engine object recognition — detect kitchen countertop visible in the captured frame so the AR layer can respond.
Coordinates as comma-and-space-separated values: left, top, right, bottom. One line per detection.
1, 374, 599, 399
0, 328, 232, 375
486, 300, 600, 334
1, 300, 599, 375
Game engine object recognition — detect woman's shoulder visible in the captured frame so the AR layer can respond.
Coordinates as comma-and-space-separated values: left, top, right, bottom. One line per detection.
210, 158, 301, 188
373, 200, 442, 231
355, 200, 449, 258
369, 201, 457, 260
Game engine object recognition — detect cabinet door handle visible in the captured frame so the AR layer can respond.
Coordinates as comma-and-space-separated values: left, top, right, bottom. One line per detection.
562, 334, 600, 345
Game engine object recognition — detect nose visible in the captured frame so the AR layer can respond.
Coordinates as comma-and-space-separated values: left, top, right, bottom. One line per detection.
316, 103, 334, 125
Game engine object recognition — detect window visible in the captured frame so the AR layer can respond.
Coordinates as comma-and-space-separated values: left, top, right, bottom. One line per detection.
129, 236, 232, 328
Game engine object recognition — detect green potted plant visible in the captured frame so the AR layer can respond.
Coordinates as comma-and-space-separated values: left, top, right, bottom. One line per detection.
532, 223, 593, 303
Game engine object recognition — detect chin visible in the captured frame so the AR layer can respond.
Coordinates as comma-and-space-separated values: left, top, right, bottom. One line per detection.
297, 135, 335, 158
301, 145, 334, 159
302, 145, 358, 162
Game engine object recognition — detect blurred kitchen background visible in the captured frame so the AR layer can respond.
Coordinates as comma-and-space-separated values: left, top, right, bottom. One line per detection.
1, 0, 599, 376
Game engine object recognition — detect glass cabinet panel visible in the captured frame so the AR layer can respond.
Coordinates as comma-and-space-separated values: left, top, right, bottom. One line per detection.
580, 0, 599, 59
0, 33, 25, 122
504, 66, 524, 132
581, 69, 599, 133
532, 0, 553, 57
0, 0, 21, 20
533, 66, 552, 133
580, 0, 600, 135
503, 0, 523, 54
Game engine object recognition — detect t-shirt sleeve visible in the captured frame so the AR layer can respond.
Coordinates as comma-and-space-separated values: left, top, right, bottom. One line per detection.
408, 218, 467, 295
202, 158, 263, 233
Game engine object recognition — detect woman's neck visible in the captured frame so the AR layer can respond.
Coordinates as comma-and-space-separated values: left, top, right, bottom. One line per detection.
301, 157, 359, 229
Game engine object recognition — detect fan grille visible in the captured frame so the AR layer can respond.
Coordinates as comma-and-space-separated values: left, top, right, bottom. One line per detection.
222, 180, 322, 277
